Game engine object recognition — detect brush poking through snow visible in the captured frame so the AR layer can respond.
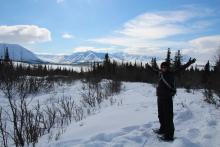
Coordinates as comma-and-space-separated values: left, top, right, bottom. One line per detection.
1, 81, 219, 147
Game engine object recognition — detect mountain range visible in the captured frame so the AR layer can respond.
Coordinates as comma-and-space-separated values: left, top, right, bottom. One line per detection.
1, 43, 190, 65
37, 51, 157, 64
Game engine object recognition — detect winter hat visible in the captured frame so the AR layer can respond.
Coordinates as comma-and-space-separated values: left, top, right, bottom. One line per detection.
160, 62, 169, 68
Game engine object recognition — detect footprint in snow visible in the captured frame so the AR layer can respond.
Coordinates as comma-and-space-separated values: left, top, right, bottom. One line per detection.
207, 120, 217, 126
142, 123, 153, 129
135, 108, 140, 112
187, 128, 200, 138
125, 135, 144, 143
174, 137, 201, 147
88, 131, 126, 142
175, 109, 193, 124
122, 125, 140, 133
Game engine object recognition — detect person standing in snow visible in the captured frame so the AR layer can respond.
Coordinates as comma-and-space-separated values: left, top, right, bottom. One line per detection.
147, 58, 196, 141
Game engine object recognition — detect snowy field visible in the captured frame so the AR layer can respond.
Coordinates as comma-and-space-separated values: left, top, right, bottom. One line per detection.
0, 81, 220, 147
12, 61, 91, 72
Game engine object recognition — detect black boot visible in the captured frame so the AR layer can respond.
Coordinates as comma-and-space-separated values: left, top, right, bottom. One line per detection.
159, 134, 174, 142
153, 129, 165, 135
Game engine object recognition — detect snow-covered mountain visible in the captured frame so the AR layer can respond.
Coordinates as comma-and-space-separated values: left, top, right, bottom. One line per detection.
36, 54, 66, 63
37, 51, 156, 64
0, 43, 43, 63
0, 43, 190, 65
37, 51, 104, 64
110, 52, 154, 63
62, 51, 105, 63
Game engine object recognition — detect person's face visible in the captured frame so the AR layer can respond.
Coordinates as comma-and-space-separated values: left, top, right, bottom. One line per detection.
161, 66, 168, 72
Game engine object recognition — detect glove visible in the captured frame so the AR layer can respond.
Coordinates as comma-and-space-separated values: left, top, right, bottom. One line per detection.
188, 58, 196, 64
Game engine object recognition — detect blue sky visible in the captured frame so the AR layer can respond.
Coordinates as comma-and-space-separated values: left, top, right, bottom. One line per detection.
0, 0, 220, 63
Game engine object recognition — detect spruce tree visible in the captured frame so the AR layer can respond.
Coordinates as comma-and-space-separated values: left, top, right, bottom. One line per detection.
134, 60, 137, 68
214, 54, 220, 72
204, 60, 210, 72
165, 48, 171, 67
104, 53, 110, 76
104, 53, 110, 64
202, 60, 210, 88
4, 47, 10, 62
213, 51, 220, 96
151, 58, 159, 69
173, 50, 182, 70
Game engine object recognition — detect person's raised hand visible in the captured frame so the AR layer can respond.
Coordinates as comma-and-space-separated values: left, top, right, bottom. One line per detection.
189, 58, 196, 64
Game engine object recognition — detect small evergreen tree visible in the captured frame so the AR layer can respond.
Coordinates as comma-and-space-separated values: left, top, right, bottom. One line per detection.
104, 53, 110, 64
214, 53, 220, 72
103, 53, 111, 77
151, 58, 159, 69
173, 50, 182, 69
204, 60, 210, 73
165, 48, 171, 67
4, 47, 10, 62
202, 60, 211, 89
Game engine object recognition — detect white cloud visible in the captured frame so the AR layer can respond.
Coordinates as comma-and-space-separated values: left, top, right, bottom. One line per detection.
92, 7, 213, 44
182, 35, 220, 64
92, 37, 187, 50
189, 35, 220, 51
62, 33, 74, 39
90, 6, 218, 63
56, 0, 65, 4
0, 25, 51, 44
118, 10, 192, 39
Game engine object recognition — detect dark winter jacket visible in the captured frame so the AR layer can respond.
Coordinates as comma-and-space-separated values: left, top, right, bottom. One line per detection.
147, 59, 196, 99
156, 71, 175, 97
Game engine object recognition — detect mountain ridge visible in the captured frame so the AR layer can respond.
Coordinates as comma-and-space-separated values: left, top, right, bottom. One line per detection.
0, 43, 189, 64
37, 50, 158, 64
0, 43, 43, 63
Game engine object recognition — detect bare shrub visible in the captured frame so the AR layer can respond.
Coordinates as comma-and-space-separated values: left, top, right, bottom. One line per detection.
203, 89, 215, 104
81, 81, 100, 108
42, 104, 58, 133
81, 79, 122, 110
0, 73, 54, 146
203, 89, 220, 107
0, 108, 9, 147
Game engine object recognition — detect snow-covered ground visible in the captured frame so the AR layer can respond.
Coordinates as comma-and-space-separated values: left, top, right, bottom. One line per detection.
0, 81, 219, 147
33, 82, 220, 147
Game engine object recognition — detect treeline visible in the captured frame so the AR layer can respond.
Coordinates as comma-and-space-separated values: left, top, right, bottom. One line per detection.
0, 61, 82, 78
88, 53, 158, 83
1, 47, 220, 98
89, 48, 220, 98
0, 48, 83, 83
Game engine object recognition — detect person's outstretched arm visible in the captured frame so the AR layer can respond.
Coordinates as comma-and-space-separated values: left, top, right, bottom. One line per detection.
174, 58, 196, 74
146, 63, 160, 75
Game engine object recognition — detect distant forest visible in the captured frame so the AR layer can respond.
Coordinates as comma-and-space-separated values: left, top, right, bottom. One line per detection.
1, 47, 220, 99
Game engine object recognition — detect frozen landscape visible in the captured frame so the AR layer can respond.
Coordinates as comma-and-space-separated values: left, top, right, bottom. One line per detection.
1, 81, 218, 147
1, 0, 220, 147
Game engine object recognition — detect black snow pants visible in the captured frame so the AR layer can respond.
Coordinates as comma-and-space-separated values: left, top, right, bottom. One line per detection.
157, 96, 175, 137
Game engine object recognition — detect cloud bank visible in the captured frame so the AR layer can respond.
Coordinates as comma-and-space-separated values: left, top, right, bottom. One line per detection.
0, 25, 51, 44
89, 6, 219, 63
183, 35, 220, 64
